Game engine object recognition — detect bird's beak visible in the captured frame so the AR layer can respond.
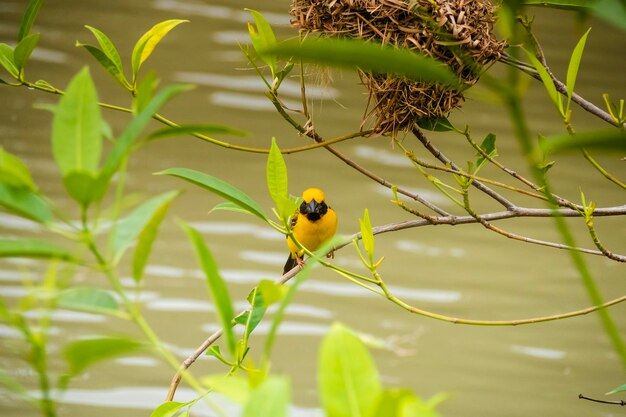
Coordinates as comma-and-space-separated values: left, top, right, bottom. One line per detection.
305, 199, 319, 214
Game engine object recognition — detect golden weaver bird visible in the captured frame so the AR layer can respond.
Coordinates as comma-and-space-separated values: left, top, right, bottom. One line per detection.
283, 188, 337, 274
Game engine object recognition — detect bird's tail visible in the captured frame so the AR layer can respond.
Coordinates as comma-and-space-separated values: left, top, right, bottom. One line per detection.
283, 255, 298, 275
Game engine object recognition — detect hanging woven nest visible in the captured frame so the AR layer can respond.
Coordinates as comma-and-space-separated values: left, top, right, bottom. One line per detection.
289, 0, 506, 136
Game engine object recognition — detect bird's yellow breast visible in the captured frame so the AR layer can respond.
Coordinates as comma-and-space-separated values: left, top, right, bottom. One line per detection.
288, 206, 337, 258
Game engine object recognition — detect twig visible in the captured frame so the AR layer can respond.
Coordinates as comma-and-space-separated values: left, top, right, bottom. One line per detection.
579, 394, 626, 406
412, 126, 517, 210
165, 267, 299, 401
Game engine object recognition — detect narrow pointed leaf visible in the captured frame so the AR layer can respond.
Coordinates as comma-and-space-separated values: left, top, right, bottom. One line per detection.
0, 147, 37, 190
0, 183, 52, 223
245, 9, 278, 77
182, 223, 236, 355
523, 49, 562, 115
565, 28, 591, 111
111, 190, 180, 264
0, 239, 75, 261
0, 44, 19, 79
541, 129, 626, 154
359, 209, 374, 264
52, 67, 102, 177
150, 401, 194, 417
147, 124, 248, 141
267, 137, 291, 220
64, 337, 145, 375
475, 133, 497, 172
522, 0, 591, 9
319, 322, 382, 417
133, 71, 159, 114
13, 32, 40, 75
416, 116, 454, 132
592, 0, 626, 30
83, 26, 126, 84
606, 383, 626, 395
77, 43, 130, 89
18, 0, 43, 41
209, 201, 257, 216
263, 38, 458, 86
131, 20, 189, 80
158, 168, 267, 221
57, 287, 123, 317
131, 191, 178, 283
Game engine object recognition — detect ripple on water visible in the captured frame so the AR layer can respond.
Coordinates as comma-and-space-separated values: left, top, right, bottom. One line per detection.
511, 345, 566, 360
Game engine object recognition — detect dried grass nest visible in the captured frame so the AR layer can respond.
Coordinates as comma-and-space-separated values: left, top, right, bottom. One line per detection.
289, 0, 506, 135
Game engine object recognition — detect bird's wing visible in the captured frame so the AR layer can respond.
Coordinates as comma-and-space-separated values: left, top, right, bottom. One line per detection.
287, 209, 298, 233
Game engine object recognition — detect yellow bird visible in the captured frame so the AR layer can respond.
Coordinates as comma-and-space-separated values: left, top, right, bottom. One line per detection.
283, 188, 337, 274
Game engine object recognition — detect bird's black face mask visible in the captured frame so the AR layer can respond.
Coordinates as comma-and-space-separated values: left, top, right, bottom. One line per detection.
300, 199, 328, 221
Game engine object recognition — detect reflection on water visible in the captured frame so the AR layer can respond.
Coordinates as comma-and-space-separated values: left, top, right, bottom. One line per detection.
511, 345, 566, 360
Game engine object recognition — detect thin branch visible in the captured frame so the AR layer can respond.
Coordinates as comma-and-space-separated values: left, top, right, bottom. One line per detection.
579, 394, 626, 406
412, 126, 517, 210
499, 52, 626, 129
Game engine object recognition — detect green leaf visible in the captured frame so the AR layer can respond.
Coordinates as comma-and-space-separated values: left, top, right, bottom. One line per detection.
359, 209, 375, 265
18, 0, 43, 41
523, 48, 563, 116
0, 146, 37, 190
416, 116, 454, 132
0, 44, 19, 79
209, 201, 258, 216
77, 43, 130, 90
267, 137, 291, 221
97, 84, 192, 198
52, 67, 102, 178
541, 129, 626, 154
606, 383, 626, 395
158, 168, 267, 221
592, 0, 626, 30
244, 9, 278, 78
147, 124, 248, 141
242, 376, 290, 417
0, 239, 75, 261
182, 223, 236, 355
264, 38, 459, 86
133, 71, 159, 114
372, 389, 417, 417
202, 374, 250, 404
111, 190, 180, 265
150, 401, 192, 417
57, 287, 124, 317
475, 133, 497, 172
400, 395, 443, 417
131, 20, 189, 82
522, 0, 592, 9
63, 171, 99, 207
565, 28, 591, 114
83, 25, 128, 87
63, 337, 145, 376
319, 322, 382, 417
13, 32, 40, 76
0, 183, 52, 223
131, 192, 179, 284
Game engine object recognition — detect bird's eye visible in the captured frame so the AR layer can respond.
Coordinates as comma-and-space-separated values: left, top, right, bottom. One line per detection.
299, 201, 307, 213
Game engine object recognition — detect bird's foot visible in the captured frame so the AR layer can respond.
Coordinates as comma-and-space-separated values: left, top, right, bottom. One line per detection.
326, 250, 335, 259
296, 257, 305, 268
